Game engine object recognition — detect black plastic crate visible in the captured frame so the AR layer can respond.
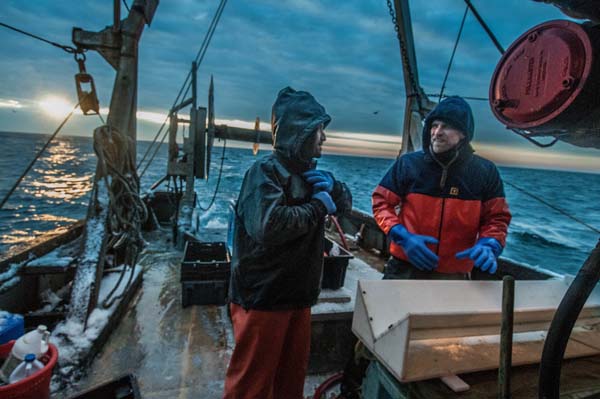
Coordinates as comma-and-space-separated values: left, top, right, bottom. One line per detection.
181, 241, 231, 282
322, 237, 353, 289
145, 191, 181, 225
182, 280, 228, 307
68, 374, 140, 399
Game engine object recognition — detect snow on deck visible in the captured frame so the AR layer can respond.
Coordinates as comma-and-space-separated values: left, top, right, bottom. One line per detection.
0, 262, 24, 294
51, 266, 142, 391
26, 248, 73, 268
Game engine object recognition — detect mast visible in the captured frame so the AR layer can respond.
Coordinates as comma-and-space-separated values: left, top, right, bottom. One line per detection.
391, 0, 436, 155
67, 0, 159, 327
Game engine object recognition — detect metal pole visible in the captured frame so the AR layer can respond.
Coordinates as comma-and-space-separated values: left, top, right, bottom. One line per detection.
499, 275, 515, 399
113, 0, 120, 32
192, 61, 197, 109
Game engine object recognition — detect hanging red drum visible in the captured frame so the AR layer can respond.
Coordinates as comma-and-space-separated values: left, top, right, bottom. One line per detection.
489, 20, 600, 149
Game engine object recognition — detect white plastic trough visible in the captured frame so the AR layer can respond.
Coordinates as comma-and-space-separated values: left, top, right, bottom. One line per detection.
352, 279, 600, 382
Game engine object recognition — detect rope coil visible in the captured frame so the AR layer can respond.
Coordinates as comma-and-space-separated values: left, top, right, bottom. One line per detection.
93, 125, 148, 307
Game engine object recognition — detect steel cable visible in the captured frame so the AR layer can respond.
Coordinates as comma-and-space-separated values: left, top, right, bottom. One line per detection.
0, 21, 79, 54
504, 180, 600, 235
196, 138, 227, 212
438, 4, 469, 100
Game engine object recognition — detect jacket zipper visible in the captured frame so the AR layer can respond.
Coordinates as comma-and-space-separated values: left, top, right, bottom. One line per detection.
436, 197, 446, 256
430, 150, 458, 257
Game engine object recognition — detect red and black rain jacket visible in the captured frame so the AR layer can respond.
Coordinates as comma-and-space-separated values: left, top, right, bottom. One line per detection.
372, 148, 511, 273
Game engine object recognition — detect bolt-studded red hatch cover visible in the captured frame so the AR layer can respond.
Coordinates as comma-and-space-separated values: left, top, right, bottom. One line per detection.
489, 20, 593, 129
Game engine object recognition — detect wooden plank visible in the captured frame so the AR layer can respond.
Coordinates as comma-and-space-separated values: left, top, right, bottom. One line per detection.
410, 314, 600, 340
402, 327, 600, 382
440, 375, 470, 393
353, 280, 600, 383
318, 288, 352, 304
67, 181, 109, 326
0, 220, 84, 270
21, 264, 74, 275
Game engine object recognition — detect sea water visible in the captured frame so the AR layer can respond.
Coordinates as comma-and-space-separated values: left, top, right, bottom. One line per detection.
1, 131, 599, 276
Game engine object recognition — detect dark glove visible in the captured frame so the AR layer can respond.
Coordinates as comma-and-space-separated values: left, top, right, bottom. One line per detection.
303, 170, 334, 193
312, 191, 337, 215
455, 237, 502, 274
389, 224, 439, 271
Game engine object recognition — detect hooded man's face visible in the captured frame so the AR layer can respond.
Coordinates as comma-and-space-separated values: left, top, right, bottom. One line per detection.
430, 119, 465, 153
300, 124, 326, 160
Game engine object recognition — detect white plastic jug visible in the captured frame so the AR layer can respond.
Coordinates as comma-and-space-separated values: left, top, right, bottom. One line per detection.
0, 325, 49, 383
12, 325, 49, 360
8, 353, 44, 384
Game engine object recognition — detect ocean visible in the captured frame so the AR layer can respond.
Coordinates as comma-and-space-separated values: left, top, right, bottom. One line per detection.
1, 131, 599, 276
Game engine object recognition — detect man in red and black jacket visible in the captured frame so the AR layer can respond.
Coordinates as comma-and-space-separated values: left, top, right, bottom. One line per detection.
372, 96, 511, 279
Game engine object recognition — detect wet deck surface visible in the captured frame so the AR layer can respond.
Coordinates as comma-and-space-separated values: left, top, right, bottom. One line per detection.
56, 230, 371, 398
58, 231, 233, 398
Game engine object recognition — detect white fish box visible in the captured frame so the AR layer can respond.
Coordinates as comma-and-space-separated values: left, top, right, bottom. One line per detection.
352, 279, 600, 382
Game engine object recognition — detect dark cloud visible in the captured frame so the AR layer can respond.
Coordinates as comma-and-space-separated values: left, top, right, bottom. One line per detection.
1, 0, 597, 162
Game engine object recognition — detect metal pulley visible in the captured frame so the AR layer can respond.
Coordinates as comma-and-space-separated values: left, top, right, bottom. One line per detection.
74, 52, 100, 115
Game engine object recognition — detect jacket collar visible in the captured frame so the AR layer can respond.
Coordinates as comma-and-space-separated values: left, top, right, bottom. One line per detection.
274, 151, 316, 174
424, 142, 474, 167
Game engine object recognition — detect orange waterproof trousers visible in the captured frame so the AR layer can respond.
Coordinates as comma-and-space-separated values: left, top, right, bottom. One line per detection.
223, 303, 311, 399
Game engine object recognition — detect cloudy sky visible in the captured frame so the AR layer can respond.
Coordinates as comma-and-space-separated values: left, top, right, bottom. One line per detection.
1, 0, 599, 172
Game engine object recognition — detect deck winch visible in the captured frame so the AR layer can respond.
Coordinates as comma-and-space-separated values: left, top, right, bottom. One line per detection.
489, 20, 600, 149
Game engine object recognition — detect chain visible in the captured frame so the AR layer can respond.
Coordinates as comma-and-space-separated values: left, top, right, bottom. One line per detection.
386, 0, 420, 100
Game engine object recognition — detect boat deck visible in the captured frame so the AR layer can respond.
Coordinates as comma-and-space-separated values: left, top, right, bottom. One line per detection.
50, 227, 600, 399
55, 229, 383, 398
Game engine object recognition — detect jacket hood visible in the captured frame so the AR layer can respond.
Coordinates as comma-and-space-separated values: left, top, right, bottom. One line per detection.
271, 87, 331, 163
422, 96, 474, 149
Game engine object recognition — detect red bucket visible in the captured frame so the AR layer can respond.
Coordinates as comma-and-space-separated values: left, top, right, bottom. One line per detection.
0, 340, 58, 399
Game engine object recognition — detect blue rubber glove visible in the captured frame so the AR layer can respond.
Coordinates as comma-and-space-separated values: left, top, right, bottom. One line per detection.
303, 170, 334, 193
312, 191, 337, 215
389, 224, 439, 271
456, 237, 502, 274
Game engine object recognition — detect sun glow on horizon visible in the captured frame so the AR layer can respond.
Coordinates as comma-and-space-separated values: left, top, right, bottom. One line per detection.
38, 96, 73, 119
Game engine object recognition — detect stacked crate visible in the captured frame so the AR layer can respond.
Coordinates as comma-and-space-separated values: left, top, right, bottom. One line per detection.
180, 241, 231, 307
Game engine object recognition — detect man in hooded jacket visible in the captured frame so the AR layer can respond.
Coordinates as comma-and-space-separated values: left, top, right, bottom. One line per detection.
372, 96, 511, 279
223, 87, 352, 399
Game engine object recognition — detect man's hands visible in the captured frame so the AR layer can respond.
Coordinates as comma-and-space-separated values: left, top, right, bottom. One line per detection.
303, 170, 334, 193
456, 237, 502, 274
312, 191, 336, 215
389, 225, 439, 271
304, 170, 337, 215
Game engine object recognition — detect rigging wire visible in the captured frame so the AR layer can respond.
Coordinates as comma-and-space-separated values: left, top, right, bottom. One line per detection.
438, 5, 469, 100
0, 102, 80, 210
463, 0, 505, 54
121, 0, 131, 13
196, 138, 227, 212
137, 0, 228, 173
138, 127, 170, 179
427, 94, 488, 101
0, 21, 80, 54
504, 180, 600, 235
